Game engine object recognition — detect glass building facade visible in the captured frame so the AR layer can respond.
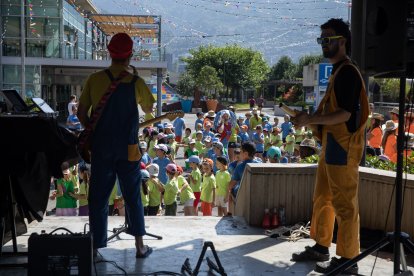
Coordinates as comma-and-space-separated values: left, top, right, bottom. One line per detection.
0, 0, 108, 104
1, 0, 107, 59
1, 0, 164, 117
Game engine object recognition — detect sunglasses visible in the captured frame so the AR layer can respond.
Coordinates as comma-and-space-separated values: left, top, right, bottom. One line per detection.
316, 35, 343, 45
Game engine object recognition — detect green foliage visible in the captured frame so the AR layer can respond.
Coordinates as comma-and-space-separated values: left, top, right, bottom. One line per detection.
364, 155, 414, 174
196, 65, 223, 98
300, 154, 319, 164
184, 45, 269, 92
302, 154, 414, 174
268, 56, 297, 80
176, 72, 196, 97
365, 155, 397, 172
374, 78, 400, 101
295, 54, 323, 78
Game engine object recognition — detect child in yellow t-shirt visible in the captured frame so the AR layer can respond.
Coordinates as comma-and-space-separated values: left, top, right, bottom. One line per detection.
146, 164, 164, 216
187, 155, 202, 215
163, 164, 179, 216
215, 156, 231, 216
176, 166, 195, 216
76, 166, 89, 216
195, 131, 205, 154
200, 158, 216, 216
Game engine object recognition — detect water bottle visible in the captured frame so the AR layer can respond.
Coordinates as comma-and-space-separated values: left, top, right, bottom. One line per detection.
262, 208, 271, 229
271, 207, 279, 229
279, 205, 286, 226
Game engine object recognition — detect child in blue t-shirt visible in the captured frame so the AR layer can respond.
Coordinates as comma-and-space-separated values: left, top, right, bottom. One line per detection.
238, 125, 250, 144
139, 141, 152, 166
281, 114, 293, 142
152, 144, 171, 185
195, 112, 204, 130
252, 125, 264, 159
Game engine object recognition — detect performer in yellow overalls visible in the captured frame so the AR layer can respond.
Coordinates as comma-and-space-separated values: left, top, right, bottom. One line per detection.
291, 18, 369, 274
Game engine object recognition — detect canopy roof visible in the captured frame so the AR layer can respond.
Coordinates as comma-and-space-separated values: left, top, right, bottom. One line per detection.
90, 14, 160, 38
67, 0, 99, 14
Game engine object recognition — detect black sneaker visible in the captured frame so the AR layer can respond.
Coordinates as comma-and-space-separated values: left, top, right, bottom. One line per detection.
292, 246, 330, 262
315, 257, 358, 274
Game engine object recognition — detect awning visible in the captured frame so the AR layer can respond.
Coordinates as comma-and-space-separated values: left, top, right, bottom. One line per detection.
89, 14, 160, 38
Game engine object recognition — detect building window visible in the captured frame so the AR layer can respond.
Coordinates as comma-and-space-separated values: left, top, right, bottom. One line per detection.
2, 65, 41, 98
2, 38, 21, 56
1, 16, 21, 38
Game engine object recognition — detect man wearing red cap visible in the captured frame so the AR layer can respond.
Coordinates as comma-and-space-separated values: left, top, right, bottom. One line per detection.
78, 33, 154, 258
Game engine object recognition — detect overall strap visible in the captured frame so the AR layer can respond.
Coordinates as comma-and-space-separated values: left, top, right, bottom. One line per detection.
104, 69, 115, 82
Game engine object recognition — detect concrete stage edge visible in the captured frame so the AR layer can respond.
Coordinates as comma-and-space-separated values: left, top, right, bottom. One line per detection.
1, 216, 413, 275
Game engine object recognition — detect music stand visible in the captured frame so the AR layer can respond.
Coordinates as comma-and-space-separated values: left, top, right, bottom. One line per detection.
1, 90, 29, 112
107, 209, 162, 242
107, 176, 162, 241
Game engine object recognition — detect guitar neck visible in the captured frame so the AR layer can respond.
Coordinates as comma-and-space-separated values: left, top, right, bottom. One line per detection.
140, 114, 169, 128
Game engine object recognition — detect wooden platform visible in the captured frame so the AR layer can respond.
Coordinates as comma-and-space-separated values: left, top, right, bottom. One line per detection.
1, 216, 413, 275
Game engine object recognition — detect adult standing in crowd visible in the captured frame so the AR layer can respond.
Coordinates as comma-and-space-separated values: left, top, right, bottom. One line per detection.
67, 94, 77, 116
367, 113, 384, 156
78, 33, 154, 258
291, 18, 369, 274
173, 112, 186, 143
248, 96, 256, 110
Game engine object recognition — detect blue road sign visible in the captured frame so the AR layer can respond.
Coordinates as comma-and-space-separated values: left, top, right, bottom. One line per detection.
318, 63, 333, 87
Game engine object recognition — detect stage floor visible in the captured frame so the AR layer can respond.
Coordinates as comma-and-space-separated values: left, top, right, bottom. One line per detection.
1, 216, 413, 275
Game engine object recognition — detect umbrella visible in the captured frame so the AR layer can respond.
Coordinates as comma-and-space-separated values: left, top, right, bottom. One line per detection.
213, 109, 237, 130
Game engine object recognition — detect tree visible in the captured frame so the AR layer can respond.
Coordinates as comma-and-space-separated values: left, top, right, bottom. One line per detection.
268, 56, 296, 80
295, 54, 323, 78
176, 72, 196, 97
196, 65, 223, 98
183, 45, 269, 94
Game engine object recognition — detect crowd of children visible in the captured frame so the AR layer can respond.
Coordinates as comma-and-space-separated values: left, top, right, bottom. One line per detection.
133, 108, 320, 217
50, 107, 321, 217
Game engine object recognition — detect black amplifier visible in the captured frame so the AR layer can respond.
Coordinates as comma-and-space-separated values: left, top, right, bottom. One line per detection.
28, 230, 92, 276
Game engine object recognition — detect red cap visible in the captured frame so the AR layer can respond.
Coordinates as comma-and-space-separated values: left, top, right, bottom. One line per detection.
140, 162, 146, 170
107, 33, 133, 59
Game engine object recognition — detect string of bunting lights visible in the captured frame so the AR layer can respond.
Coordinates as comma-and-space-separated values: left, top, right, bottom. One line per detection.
113, 0, 346, 61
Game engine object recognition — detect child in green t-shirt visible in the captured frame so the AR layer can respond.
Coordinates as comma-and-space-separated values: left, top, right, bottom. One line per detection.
187, 155, 202, 215
195, 131, 205, 154
215, 156, 231, 216
284, 129, 296, 155
163, 164, 179, 216
200, 158, 216, 216
73, 166, 89, 216
185, 140, 199, 171
146, 164, 164, 216
56, 166, 77, 216
176, 166, 195, 216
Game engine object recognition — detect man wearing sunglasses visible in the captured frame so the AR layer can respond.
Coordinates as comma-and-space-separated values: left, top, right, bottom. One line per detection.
291, 18, 369, 274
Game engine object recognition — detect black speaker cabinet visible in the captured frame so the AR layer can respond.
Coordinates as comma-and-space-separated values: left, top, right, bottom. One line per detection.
28, 231, 92, 276
352, 0, 411, 77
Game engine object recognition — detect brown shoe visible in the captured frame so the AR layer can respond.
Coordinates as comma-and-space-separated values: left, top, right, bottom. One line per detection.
292, 246, 330, 262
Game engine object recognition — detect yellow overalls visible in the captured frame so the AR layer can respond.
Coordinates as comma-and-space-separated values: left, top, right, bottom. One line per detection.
310, 60, 369, 259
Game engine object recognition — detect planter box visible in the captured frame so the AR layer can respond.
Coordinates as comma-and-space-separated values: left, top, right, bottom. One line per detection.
235, 164, 414, 238
274, 105, 303, 116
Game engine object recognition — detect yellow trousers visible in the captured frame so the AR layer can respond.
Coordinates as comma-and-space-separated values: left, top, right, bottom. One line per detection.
310, 154, 360, 258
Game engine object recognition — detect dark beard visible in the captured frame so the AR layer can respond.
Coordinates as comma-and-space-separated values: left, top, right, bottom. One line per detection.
322, 43, 339, 58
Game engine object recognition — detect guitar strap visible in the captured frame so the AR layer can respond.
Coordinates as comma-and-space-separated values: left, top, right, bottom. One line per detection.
78, 70, 130, 150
